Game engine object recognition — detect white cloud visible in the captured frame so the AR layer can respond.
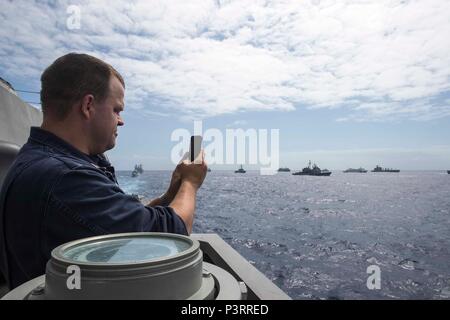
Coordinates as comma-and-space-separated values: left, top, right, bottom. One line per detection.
226, 120, 248, 127
1, 0, 450, 121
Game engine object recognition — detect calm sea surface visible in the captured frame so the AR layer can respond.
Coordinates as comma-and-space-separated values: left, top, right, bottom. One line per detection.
116, 170, 450, 299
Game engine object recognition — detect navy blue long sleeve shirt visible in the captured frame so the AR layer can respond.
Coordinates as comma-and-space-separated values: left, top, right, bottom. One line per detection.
0, 127, 187, 289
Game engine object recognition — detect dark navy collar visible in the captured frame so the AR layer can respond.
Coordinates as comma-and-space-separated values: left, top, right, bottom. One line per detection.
28, 127, 111, 168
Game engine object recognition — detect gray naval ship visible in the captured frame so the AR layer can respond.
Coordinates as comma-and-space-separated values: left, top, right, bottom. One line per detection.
371, 165, 400, 173
0, 80, 290, 300
131, 164, 144, 177
292, 161, 331, 176
343, 167, 368, 173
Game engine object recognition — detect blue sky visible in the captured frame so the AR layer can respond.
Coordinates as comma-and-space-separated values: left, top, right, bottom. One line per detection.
1, 0, 450, 170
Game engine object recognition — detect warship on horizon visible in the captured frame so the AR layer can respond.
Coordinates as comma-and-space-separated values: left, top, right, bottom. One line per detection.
293, 161, 331, 176
131, 164, 144, 177
344, 167, 368, 173
371, 165, 400, 173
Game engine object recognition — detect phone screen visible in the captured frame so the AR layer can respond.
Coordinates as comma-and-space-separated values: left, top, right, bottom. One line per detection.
190, 135, 203, 163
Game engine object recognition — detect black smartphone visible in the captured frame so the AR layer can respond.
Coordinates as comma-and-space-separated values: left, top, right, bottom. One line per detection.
190, 135, 203, 163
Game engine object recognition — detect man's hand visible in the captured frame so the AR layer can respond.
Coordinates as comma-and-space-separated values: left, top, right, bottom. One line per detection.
147, 151, 207, 207
177, 150, 207, 189
158, 165, 181, 205
147, 163, 182, 207
167, 150, 207, 234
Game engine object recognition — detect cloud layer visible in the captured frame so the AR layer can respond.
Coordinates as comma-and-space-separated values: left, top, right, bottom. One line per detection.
1, 0, 450, 120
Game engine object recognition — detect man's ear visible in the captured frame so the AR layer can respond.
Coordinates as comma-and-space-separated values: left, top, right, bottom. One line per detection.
80, 94, 95, 120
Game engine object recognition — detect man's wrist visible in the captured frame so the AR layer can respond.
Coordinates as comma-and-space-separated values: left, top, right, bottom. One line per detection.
159, 181, 197, 207
159, 192, 171, 206
180, 180, 199, 191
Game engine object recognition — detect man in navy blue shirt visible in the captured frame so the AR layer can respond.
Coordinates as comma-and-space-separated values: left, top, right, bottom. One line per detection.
0, 53, 207, 289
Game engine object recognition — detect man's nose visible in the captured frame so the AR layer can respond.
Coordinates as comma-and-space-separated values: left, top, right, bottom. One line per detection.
117, 115, 124, 126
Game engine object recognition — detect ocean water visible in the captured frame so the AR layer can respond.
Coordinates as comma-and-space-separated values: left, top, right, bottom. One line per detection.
116, 170, 450, 300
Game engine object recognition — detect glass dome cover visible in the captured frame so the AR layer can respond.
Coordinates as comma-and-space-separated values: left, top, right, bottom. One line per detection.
53, 233, 195, 265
